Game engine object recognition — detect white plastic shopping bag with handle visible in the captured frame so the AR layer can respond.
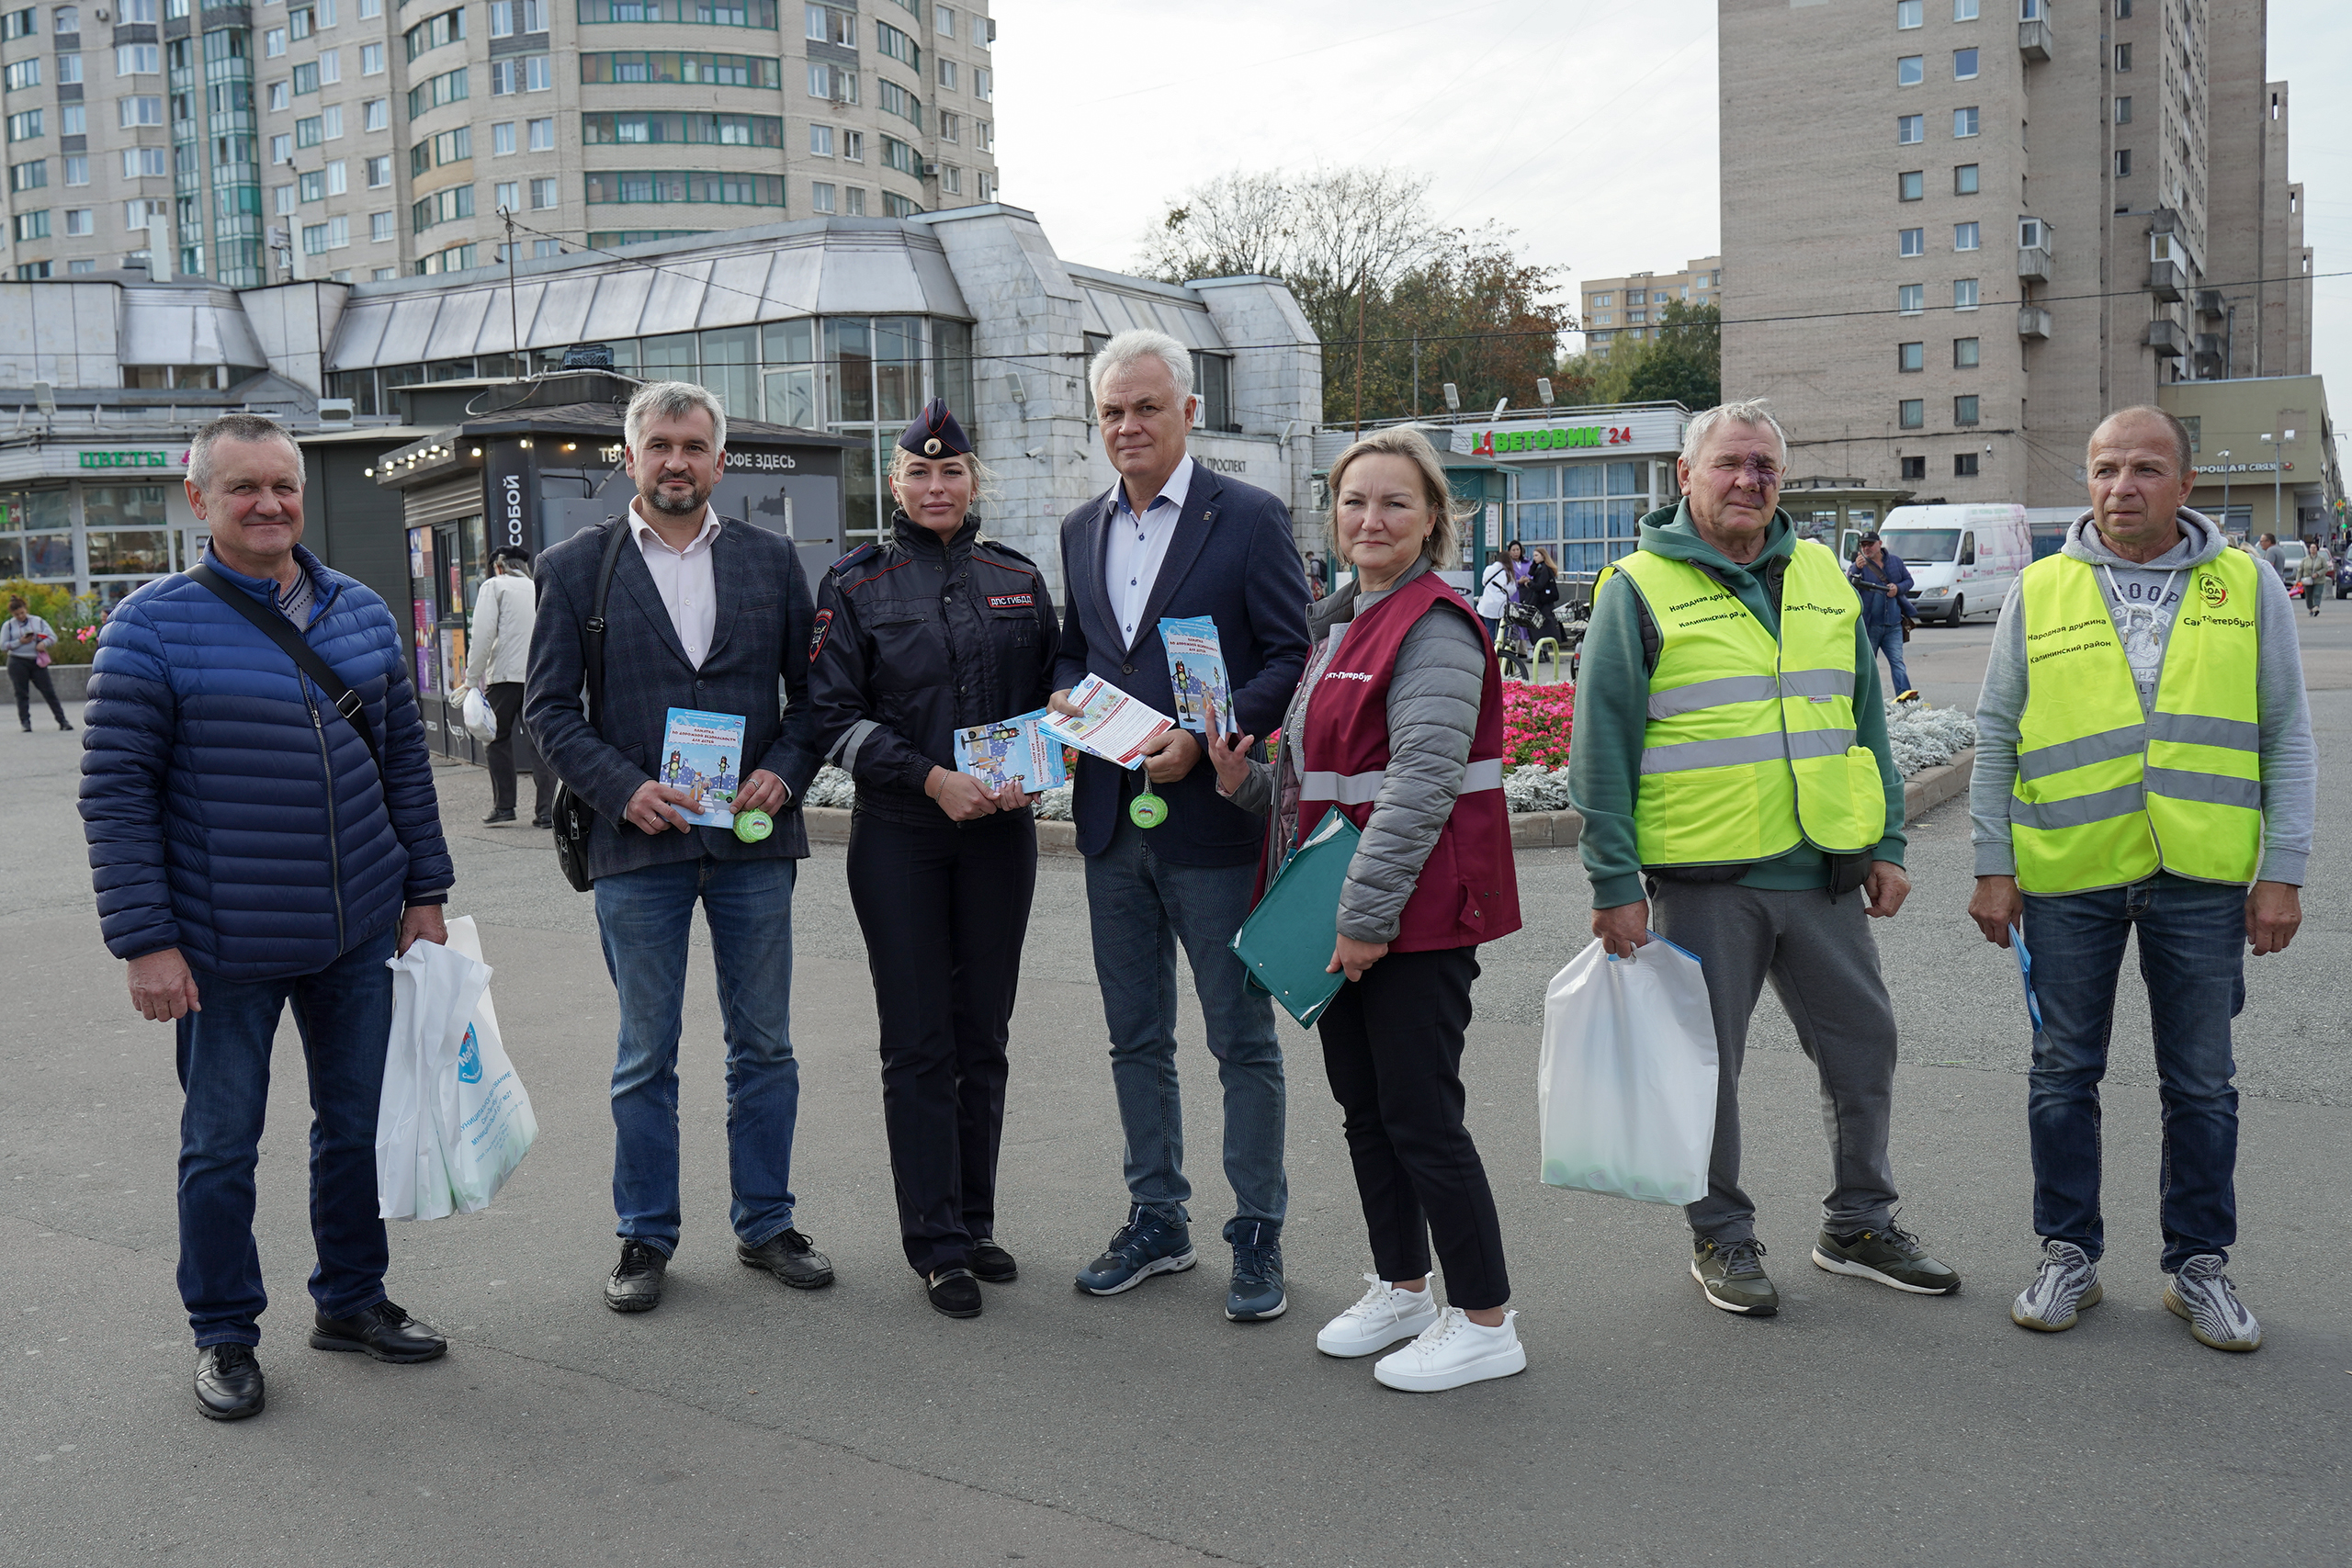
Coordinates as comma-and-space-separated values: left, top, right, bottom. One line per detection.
379, 937, 466, 1221
1538, 934, 1720, 1205
433, 917, 538, 1213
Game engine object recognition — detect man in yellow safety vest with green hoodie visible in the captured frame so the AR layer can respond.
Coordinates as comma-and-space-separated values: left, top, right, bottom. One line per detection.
1971, 406, 2312, 1354
1570, 399, 1961, 1319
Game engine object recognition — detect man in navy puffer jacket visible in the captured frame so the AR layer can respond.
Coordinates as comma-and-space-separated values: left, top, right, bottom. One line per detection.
80, 414, 456, 1423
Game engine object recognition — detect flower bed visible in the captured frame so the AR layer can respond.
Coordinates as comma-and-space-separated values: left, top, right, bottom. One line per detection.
1, 579, 103, 665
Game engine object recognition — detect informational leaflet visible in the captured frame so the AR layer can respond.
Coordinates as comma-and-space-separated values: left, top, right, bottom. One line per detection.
954, 709, 1070, 792
1159, 615, 1233, 734
1039, 674, 1174, 770
660, 707, 747, 828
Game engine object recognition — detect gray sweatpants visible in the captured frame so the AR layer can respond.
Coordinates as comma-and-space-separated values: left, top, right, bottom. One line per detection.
1648, 879, 1901, 1245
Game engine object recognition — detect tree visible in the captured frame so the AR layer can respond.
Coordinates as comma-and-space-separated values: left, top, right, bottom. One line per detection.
1558, 300, 1721, 412
1138, 165, 1573, 427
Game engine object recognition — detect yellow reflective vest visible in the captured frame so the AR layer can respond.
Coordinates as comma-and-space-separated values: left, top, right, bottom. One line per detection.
2009, 547, 2264, 893
1604, 540, 1886, 866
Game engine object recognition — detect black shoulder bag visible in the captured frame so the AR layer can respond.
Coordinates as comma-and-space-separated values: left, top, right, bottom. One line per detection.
549, 522, 633, 892
189, 562, 383, 778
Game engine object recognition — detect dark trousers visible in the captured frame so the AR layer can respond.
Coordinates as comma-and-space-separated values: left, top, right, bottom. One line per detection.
10, 656, 66, 728
846, 807, 1036, 1276
2024, 873, 2245, 1272
1316, 945, 1510, 1311
485, 680, 554, 818
175, 929, 398, 1348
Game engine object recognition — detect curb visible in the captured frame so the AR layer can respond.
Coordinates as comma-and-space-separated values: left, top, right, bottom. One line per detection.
1902, 748, 1975, 819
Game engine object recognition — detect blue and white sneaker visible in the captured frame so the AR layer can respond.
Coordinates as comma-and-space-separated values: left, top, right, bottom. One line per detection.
1074, 1205, 1197, 1296
1225, 1221, 1285, 1322
2164, 1254, 2263, 1352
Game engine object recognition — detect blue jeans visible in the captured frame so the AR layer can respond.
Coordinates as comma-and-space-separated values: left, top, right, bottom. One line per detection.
1085, 811, 1285, 1240
175, 929, 397, 1348
1868, 621, 1911, 696
594, 855, 801, 1255
2024, 874, 2246, 1272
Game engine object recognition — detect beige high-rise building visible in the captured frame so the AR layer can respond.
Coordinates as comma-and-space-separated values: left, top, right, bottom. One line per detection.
1580, 255, 1722, 361
0, 0, 998, 295
1719, 0, 2313, 507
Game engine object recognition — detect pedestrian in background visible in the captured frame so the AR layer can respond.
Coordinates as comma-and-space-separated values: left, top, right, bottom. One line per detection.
1209, 425, 1526, 1392
2295, 539, 2327, 617
1971, 406, 2312, 1354
525, 381, 830, 1315
808, 399, 1059, 1320
1850, 532, 1920, 701
2257, 533, 2287, 581
3, 594, 72, 732
80, 413, 456, 1422
1048, 328, 1310, 1323
463, 546, 554, 827
1569, 399, 1959, 1318
1524, 545, 1566, 649
1476, 548, 1511, 643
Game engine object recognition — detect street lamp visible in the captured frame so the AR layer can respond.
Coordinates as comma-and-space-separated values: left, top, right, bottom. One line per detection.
2216, 450, 2231, 535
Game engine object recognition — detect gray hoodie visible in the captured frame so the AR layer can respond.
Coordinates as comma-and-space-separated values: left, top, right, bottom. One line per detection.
1970, 507, 2313, 886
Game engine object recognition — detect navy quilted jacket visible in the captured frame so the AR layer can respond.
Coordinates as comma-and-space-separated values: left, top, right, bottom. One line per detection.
79, 547, 455, 982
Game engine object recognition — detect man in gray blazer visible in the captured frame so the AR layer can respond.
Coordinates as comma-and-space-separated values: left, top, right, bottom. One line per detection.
525, 381, 828, 1314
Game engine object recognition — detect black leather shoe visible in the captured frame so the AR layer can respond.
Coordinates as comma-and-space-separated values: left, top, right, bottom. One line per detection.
482, 807, 517, 826
927, 1268, 983, 1318
969, 1238, 1018, 1283
309, 1299, 447, 1363
530, 814, 553, 829
194, 1344, 265, 1421
605, 1239, 669, 1313
738, 1228, 835, 1290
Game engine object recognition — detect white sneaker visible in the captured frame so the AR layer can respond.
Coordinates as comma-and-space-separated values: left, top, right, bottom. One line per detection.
2164, 1254, 2263, 1352
1372, 1307, 1527, 1393
1316, 1274, 1441, 1359
2011, 1239, 2102, 1332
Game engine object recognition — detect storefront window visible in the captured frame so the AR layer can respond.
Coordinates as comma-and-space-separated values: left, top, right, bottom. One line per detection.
22, 532, 74, 578
641, 332, 696, 378
88, 530, 173, 573
698, 324, 757, 423
1509, 459, 1653, 577
824, 317, 873, 423
874, 317, 922, 424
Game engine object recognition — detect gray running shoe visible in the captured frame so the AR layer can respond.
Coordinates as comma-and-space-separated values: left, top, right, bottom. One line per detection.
2164, 1255, 2262, 1352
2011, 1239, 2102, 1332
1691, 1236, 1778, 1315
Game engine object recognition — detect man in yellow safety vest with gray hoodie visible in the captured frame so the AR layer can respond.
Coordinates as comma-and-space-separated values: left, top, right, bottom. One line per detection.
1970, 405, 2313, 1353
1571, 399, 1962, 1319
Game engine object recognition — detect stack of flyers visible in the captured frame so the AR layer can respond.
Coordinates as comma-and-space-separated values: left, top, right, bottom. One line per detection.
954, 709, 1069, 792
660, 706, 747, 828
1039, 674, 1174, 769
1159, 615, 1233, 734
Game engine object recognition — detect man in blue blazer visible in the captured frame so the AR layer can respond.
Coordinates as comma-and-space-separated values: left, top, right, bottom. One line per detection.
1050, 330, 1310, 1322
526, 382, 830, 1315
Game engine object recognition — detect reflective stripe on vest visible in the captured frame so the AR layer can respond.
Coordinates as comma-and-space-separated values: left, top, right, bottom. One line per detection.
1606, 540, 1886, 865
1300, 756, 1506, 806
2009, 548, 2264, 893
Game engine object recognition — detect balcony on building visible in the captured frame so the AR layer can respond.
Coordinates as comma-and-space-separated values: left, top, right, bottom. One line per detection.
2018, 305, 2052, 340
2018, 0, 2052, 62
2017, 218, 2052, 284
2145, 320, 2188, 357
2149, 260, 2187, 303
2194, 288, 2226, 319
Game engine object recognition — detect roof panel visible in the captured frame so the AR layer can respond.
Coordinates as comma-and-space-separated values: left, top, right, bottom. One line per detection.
581, 267, 655, 340
697, 254, 774, 329
527, 272, 598, 347
762, 246, 824, 318
636, 258, 711, 338
423, 288, 492, 360
906, 244, 972, 320
814, 244, 929, 316
469, 281, 546, 355
325, 299, 391, 369
375, 296, 446, 366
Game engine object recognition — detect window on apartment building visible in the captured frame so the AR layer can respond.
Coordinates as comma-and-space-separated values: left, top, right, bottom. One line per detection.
55, 51, 80, 84
1901, 455, 1928, 479
1899, 228, 1925, 257
2020, 0, 2045, 18
528, 117, 553, 150
937, 110, 958, 141
1954, 0, 1978, 17
935, 3, 954, 34
273, 183, 294, 214
365, 153, 389, 185
1897, 55, 1923, 87
364, 98, 388, 130
1955, 163, 1979, 194
6, 159, 44, 193
1591, 292, 1612, 308
326, 158, 345, 193
938, 57, 955, 90
941, 164, 960, 195
63, 154, 85, 184
1954, 221, 1979, 251
1626, 309, 1645, 323
844, 186, 865, 214
973, 66, 989, 100
265, 27, 286, 55
1954, 277, 1979, 308
119, 96, 164, 127
12, 210, 50, 241
361, 41, 381, 73
299, 168, 323, 200
491, 120, 514, 153
6, 109, 43, 141
322, 104, 343, 138
62, 208, 92, 235
369, 209, 393, 241
2116, 148, 2132, 176
1954, 395, 1980, 425
1900, 170, 1923, 201
1899, 400, 1925, 430
1954, 453, 1980, 476
269, 132, 291, 162
2114, 96, 2132, 124
52, 4, 74, 29
808, 123, 831, 155
58, 103, 80, 133
266, 80, 288, 110
532, 239, 558, 257
810, 179, 834, 212
806, 3, 854, 45
1953, 47, 1977, 79
4, 57, 40, 89
975, 119, 991, 151
1898, 342, 1924, 372
2115, 43, 2131, 72
1954, 337, 1980, 367
842, 129, 863, 160
1897, 114, 1923, 144
493, 179, 517, 209
1896, 0, 1921, 26
1899, 283, 1925, 313
1953, 106, 1979, 137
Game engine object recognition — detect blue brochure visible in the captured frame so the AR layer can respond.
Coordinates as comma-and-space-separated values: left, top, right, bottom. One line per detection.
661, 707, 747, 829
2010, 924, 2043, 1032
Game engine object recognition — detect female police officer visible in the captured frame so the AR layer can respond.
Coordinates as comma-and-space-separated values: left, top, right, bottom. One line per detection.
809, 399, 1060, 1319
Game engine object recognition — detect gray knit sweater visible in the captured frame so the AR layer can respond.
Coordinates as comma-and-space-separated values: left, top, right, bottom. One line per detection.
1227, 557, 1488, 943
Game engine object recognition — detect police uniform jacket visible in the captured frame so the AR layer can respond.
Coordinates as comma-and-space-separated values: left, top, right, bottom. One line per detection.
810, 513, 1060, 827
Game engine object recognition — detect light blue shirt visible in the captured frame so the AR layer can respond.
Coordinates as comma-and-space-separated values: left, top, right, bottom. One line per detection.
1103, 455, 1193, 649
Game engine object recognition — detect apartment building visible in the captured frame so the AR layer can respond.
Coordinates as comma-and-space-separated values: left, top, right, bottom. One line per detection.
0, 0, 999, 291
1719, 0, 2314, 508
1580, 256, 1722, 361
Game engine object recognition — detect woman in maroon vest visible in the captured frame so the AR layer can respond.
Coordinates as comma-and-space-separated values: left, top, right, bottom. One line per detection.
1206, 425, 1527, 1393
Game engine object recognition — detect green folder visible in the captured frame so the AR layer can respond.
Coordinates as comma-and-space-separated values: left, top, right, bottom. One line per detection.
1229, 807, 1362, 1028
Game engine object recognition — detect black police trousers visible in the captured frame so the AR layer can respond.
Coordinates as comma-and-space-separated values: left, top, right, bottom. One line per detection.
845, 805, 1037, 1276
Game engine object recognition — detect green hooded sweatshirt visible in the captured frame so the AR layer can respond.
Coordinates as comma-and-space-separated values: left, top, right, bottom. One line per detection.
1567, 501, 1906, 909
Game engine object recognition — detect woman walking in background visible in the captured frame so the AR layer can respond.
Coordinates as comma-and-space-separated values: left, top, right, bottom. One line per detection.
463, 547, 553, 826
2, 596, 72, 733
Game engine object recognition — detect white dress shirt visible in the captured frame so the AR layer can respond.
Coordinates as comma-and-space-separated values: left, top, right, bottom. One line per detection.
1103, 455, 1193, 649
628, 500, 720, 667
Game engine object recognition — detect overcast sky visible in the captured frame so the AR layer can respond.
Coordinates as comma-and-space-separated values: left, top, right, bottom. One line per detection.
992, 0, 2349, 452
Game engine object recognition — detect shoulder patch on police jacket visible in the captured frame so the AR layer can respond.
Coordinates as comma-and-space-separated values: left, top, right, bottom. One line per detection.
808, 607, 835, 661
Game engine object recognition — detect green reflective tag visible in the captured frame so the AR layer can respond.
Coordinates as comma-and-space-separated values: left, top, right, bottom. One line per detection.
732, 808, 773, 843
1128, 790, 1168, 829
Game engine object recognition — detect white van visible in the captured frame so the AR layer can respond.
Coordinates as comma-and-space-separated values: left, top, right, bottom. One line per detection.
1844, 503, 2032, 626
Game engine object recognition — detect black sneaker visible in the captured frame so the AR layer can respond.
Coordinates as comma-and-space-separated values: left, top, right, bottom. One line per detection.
309, 1299, 447, 1362
194, 1344, 265, 1421
482, 807, 517, 826
605, 1239, 669, 1313
1225, 1220, 1286, 1322
738, 1228, 835, 1290
1812, 1223, 1961, 1295
969, 1238, 1018, 1283
926, 1268, 983, 1318
1691, 1236, 1779, 1315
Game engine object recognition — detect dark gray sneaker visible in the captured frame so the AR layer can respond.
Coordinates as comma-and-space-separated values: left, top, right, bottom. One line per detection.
1224, 1221, 1285, 1322
1691, 1236, 1778, 1315
739, 1228, 835, 1290
605, 1239, 669, 1314
1812, 1223, 1961, 1295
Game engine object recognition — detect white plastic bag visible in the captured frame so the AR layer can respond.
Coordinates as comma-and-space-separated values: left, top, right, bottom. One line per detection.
460, 685, 500, 744
1537, 935, 1720, 1206
378, 917, 537, 1219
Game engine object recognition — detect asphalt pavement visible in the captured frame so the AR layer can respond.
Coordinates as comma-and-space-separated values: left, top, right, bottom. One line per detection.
5, 602, 2348, 1568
